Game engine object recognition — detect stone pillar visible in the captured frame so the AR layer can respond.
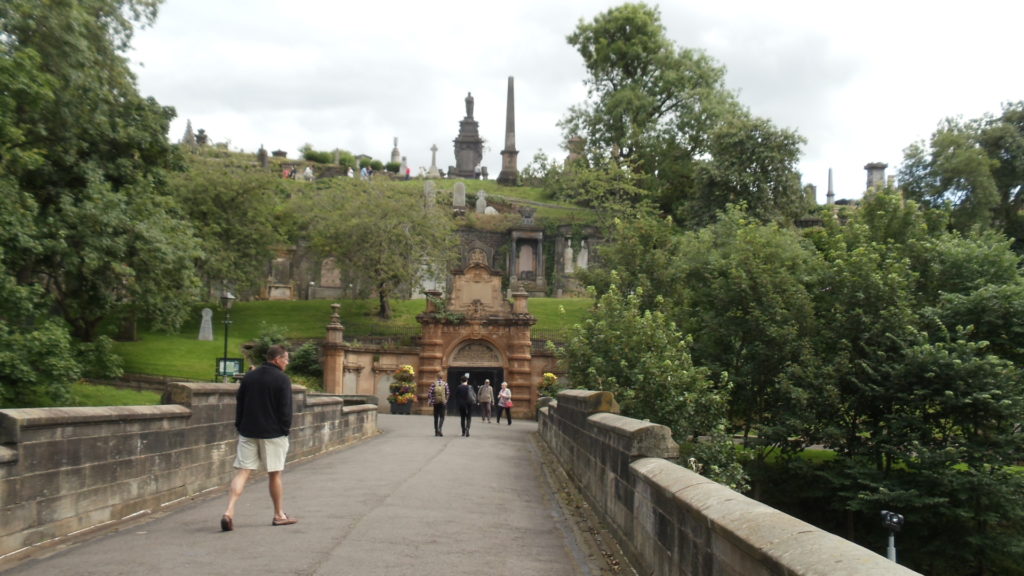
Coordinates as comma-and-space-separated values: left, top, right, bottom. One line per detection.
322, 303, 346, 394
508, 285, 534, 417
417, 291, 446, 413
497, 76, 520, 185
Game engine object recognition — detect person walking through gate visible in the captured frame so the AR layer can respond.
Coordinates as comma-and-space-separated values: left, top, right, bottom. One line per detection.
221, 345, 297, 531
495, 381, 513, 425
478, 378, 494, 422
454, 373, 477, 437
429, 373, 449, 436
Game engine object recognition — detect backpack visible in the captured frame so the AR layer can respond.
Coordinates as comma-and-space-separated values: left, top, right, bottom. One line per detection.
434, 381, 448, 405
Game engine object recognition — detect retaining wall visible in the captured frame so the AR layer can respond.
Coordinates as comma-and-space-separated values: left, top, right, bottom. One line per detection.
537, 390, 920, 576
0, 382, 378, 559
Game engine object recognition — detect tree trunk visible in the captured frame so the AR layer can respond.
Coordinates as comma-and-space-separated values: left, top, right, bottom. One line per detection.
377, 290, 392, 319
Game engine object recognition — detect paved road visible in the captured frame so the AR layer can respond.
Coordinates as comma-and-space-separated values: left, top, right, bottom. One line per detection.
2, 414, 624, 576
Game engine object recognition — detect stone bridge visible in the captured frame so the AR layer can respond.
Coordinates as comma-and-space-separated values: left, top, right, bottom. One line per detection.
0, 385, 919, 575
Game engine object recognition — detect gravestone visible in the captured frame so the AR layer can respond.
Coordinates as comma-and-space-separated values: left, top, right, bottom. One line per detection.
475, 190, 487, 214
198, 308, 214, 341
453, 182, 466, 209
257, 145, 269, 169
423, 181, 436, 209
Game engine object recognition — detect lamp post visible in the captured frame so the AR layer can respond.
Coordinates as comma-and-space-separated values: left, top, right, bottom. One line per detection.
220, 290, 236, 382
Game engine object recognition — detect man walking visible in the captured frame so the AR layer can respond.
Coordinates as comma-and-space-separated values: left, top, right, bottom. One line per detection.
455, 374, 476, 437
221, 345, 297, 530
430, 373, 449, 436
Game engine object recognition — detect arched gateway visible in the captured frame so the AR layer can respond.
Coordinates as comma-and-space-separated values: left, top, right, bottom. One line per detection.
415, 258, 536, 418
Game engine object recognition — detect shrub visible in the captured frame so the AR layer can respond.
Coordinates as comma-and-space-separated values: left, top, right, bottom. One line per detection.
288, 341, 322, 378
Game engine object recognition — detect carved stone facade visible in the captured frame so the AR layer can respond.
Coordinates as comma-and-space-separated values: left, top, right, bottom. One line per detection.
415, 260, 537, 418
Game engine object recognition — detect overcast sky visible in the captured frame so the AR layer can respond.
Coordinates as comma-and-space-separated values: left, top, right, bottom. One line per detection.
128, 0, 1023, 202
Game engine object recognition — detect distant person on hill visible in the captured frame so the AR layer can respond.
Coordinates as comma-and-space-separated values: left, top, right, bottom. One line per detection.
429, 373, 449, 437
495, 381, 512, 425
221, 345, 298, 530
477, 378, 494, 423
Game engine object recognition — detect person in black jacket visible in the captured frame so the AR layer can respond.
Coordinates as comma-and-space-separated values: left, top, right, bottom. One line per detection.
221, 345, 297, 530
455, 373, 476, 437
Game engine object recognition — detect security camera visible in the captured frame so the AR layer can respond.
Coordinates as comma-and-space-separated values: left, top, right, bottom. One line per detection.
881, 510, 904, 532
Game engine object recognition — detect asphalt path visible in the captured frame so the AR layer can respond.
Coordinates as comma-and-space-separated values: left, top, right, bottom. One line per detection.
2, 413, 626, 576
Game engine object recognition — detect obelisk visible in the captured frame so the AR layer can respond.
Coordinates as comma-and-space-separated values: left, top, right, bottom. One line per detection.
497, 76, 520, 186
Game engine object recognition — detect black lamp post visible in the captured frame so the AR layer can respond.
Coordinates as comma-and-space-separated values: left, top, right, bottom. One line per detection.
220, 290, 236, 381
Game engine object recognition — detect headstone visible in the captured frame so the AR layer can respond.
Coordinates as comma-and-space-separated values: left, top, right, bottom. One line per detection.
475, 190, 487, 214
484, 206, 499, 215
423, 181, 436, 209
320, 258, 342, 288
453, 182, 466, 208
198, 308, 214, 341
257, 145, 269, 168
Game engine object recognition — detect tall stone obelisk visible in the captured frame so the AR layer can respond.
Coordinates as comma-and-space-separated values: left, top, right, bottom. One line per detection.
497, 76, 520, 186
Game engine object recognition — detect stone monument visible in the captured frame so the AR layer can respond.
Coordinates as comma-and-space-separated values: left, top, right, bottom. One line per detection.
497, 76, 520, 185
428, 144, 442, 178
390, 137, 401, 164
451, 92, 486, 179
198, 308, 214, 341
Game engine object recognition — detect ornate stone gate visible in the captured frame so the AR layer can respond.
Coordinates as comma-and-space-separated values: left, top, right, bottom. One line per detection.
415, 255, 536, 417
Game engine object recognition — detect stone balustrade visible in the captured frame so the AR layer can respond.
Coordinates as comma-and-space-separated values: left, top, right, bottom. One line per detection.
537, 390, 921, 576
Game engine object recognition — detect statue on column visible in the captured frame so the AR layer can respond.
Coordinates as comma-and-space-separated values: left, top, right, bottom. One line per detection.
465, 92, 474, 119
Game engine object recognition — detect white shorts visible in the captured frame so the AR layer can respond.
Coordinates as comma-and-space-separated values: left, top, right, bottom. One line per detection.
233, 435, 290, 472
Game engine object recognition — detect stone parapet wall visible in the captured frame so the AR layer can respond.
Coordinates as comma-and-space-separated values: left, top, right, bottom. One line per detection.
538, 390, 921, 576
0, 382, 378, 560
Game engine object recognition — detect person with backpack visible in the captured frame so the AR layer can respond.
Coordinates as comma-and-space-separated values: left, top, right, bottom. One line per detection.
429, 373, 449, 437
454, 374, 477, 437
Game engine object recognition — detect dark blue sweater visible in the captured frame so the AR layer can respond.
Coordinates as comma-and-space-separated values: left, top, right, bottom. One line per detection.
235, 362, 293, 438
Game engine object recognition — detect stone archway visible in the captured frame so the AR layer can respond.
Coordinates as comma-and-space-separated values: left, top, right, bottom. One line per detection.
447, 340, 504, 416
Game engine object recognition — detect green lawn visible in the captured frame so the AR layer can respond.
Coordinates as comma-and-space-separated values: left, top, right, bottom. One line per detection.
112, 297, 592, 382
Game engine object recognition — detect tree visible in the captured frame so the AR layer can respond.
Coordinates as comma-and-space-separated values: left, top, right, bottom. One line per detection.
293, 181, 459, 318
0, 0, 203, 402
561, 2, 805, 224
899, 102, 1024, 242
559, 281, 745, 488
166, 152, 287, 295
